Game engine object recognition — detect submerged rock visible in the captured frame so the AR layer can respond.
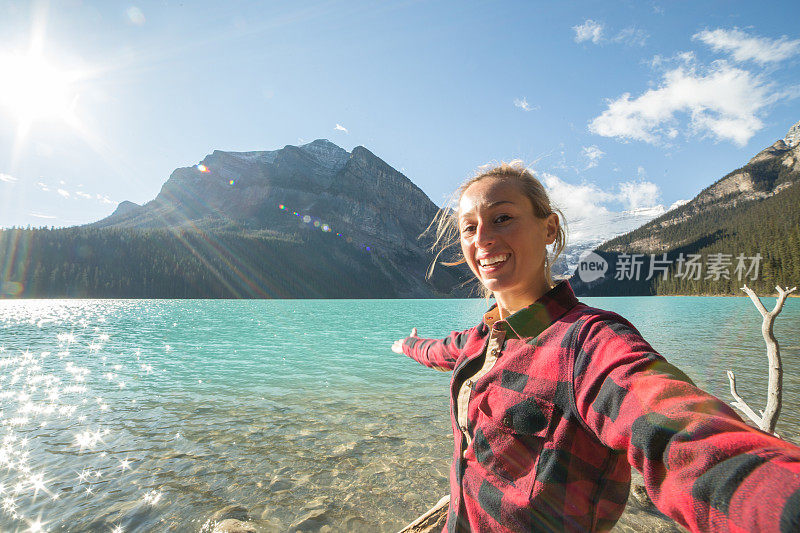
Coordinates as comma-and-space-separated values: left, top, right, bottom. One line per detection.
288, 508, 334, 532
212, 518, 257, 533
208, 506, 258, 533
211, 505, 251, 522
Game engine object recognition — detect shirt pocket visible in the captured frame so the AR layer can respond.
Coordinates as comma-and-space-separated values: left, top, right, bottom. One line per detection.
471, 383, 555, 496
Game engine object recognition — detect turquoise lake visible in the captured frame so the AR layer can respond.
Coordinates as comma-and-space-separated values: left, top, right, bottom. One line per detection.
1, 296, 799, 532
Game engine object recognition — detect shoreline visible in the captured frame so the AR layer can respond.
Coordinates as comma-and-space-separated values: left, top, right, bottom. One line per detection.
1, 291, 798, 301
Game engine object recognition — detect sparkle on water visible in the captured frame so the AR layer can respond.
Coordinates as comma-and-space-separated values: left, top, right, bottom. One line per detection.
0, 298, 474, 531
0, 296, 798, 531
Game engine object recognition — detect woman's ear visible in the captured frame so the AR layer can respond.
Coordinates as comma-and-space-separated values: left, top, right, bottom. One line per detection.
544, 213, 559, 245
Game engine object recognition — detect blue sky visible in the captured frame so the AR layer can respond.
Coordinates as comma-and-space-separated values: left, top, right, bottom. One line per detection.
1, 0, 799, 244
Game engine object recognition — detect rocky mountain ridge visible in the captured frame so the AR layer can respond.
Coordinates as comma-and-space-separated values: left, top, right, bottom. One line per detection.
97, 140, 437, 252
569, 120, 800, 296
602, 122, 800, 254
89, 139, 469, 297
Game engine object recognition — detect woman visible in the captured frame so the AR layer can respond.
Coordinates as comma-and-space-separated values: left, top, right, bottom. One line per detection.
391, 162, 800, 532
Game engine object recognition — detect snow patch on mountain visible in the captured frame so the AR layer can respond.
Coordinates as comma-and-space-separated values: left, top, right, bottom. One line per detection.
299, 139, 350, 171
228, 150, 279, 165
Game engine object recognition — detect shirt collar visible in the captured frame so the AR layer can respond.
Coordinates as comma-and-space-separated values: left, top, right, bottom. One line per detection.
482, 280, 579, 340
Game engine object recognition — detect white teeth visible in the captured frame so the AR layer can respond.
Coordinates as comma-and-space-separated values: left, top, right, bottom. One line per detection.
479, 254, 509, 267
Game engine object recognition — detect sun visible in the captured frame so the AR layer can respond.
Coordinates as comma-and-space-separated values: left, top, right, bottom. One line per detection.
0, 48, 79, 134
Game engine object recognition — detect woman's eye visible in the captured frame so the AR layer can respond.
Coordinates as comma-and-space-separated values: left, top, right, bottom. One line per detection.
461, 224, 476, 234
494, 214, 511, 224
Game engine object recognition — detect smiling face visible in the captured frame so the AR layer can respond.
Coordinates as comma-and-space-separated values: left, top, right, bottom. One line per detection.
458, 177, 558, 315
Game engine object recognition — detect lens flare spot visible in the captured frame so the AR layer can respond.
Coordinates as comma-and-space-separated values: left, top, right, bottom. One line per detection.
196, 164, 209, 172
1, 281, 23, 297
228, 180, 235, 186
313, 220, 320, 228
278, 204, 285, 210
302, 215, 311, 223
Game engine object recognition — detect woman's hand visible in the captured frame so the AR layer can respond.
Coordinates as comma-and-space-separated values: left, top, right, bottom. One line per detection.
391, 327, 417, 354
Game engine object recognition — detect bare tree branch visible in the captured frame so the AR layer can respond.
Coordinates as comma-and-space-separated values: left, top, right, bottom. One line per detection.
727, 285, 796, 435
727, 370, 763, 427
741, 284, 770, 317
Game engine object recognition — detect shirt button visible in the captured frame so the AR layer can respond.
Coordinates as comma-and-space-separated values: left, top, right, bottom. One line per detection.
490, 348, 498, 356
465, 380, 473, 388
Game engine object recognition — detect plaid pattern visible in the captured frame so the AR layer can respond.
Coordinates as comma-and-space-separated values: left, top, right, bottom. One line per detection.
402, 281, 800, 532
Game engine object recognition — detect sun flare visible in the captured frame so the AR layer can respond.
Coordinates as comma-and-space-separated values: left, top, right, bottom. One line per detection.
0, 50, 80, 128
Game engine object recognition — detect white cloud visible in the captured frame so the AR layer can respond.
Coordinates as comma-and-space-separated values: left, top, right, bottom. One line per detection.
30, 212, 57, 219
334, 124, 348, 133
0, 173, 17, 183
33, 181, 113, 205
589, 60, 780, 146
541, 172, 670, 245
693, 28, 800, 64
513, 97, 538, 112
573, 19, 604, 44
618, 180, 660, 210
613, 26, 649, 47
581, 145, 605, 169
540, 173, 613, 243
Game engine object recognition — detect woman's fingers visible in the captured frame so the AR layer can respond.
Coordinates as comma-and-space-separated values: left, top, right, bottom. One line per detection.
391, 339, 404, 354
392, 328, 417, 354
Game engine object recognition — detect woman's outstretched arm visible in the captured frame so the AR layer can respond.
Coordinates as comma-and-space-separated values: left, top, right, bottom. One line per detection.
572, 311, 800, 532
392, 327, 474, 372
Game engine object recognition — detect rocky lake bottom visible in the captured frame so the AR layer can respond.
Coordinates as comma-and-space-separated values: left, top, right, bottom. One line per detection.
1, 296, 798, 531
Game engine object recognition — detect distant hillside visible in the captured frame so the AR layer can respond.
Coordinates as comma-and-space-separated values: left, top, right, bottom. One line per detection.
1, 140, 471, 298
570, 120, 800, 296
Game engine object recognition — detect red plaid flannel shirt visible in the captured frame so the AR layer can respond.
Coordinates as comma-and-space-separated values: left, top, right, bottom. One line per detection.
402, 281, 800, 532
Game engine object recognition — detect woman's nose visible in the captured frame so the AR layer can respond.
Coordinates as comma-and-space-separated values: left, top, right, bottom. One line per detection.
475, 222, 495, 246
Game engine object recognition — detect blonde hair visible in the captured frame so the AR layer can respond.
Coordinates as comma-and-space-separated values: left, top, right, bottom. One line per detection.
426, 160, 567, 296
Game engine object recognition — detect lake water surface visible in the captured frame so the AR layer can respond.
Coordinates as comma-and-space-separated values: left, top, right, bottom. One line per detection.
1, 296, 799, 532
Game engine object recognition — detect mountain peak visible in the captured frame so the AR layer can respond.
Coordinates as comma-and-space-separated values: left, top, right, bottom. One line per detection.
298, 139, 349, 171
785, 120, 800, 148
302, 138, 338, 148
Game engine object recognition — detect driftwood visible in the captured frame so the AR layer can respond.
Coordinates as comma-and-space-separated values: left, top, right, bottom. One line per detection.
398, 495, 449, 533
726, 284, 797, 435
